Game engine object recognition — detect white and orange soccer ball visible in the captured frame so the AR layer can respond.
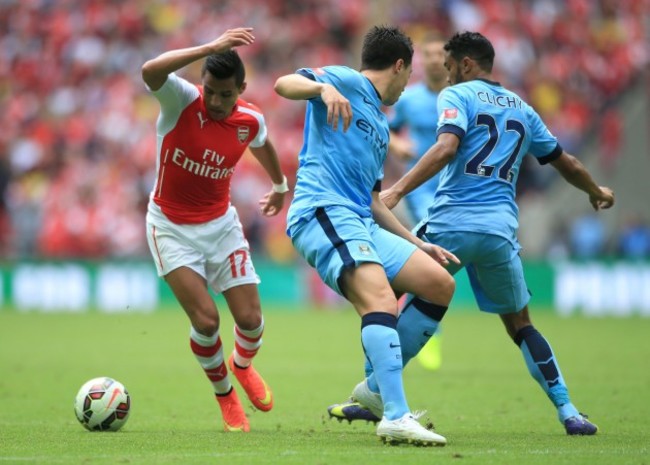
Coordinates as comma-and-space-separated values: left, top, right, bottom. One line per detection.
74, 377, 131, 431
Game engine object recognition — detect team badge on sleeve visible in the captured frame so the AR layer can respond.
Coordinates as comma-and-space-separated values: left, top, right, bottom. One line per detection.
443, 108, 458, 119
358, 244, 371, 256
237, 126, 250, 143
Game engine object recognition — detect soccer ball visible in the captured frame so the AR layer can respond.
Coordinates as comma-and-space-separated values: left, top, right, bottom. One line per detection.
74, 377, 131, 431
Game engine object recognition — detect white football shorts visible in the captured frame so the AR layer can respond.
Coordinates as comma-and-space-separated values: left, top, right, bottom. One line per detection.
146, 202, 260, 294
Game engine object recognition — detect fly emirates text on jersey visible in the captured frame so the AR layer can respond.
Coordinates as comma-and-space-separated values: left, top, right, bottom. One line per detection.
170, 147, 235, 180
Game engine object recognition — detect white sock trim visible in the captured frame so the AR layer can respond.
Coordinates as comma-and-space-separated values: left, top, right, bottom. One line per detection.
190, 326, 219, 346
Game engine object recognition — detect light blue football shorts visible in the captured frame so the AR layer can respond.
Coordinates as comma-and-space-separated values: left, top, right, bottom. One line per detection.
418, 228, 531, 314
289, 205, 418, 296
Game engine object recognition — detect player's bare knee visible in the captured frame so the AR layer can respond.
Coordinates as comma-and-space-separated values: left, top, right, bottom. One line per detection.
374, 287, 399, 312
234, 309, 263, 331
192, 312, 220, 336
439, 273, 455, 303
421, 273, 455, 305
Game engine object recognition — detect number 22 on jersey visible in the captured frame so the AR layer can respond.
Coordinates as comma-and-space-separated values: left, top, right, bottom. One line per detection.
465, 113, 526, 183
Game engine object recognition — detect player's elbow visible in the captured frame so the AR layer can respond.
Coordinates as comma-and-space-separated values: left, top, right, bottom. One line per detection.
273, 77, 289, 97
141, 61, 167, 92
141, 61, 154, 84
274, 76, 301, 99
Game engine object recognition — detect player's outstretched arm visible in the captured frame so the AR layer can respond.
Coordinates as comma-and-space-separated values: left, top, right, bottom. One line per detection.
141, 27, 255, 91
274, 74, 352, 131
250, 140, 288, 217
381, 132, 459, 209
550, 151, 615, 211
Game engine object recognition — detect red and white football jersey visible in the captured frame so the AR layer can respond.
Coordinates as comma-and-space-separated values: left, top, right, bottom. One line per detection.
148, 73, 267, 224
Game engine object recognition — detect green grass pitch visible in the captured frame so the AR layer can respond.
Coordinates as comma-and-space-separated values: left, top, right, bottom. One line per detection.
1, 307, 648, 465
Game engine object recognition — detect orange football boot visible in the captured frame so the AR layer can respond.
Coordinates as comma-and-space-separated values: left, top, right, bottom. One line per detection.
215, 388, 250, 432
228, 354, 274, 412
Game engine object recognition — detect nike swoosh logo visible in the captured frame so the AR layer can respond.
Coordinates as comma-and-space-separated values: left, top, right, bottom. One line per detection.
423, 331, 434, 337
389, 343, 401, 348
257, 381, 273, 405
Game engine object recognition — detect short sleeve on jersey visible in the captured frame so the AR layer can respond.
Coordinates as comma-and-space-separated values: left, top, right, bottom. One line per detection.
294, 68, 325, 103
151, 73, 198, 108
526, 106, 562, 164
150, 73, 200, 134
249, 119, 267, 147
438, 124, 466, 140
237, 103, 268, 148
295, 66, 352, 100
436, 87, 467, 138
296, 68, 316, 81
535, 143, 563, 165
296, 67, 334, 83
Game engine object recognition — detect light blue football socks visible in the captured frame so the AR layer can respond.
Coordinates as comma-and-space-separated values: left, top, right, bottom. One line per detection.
514, 326, 580, 421
361, 312, 408, 420
366, 297, 448, 392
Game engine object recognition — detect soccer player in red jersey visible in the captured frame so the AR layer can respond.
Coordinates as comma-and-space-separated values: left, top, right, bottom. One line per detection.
141, 27, 287, 432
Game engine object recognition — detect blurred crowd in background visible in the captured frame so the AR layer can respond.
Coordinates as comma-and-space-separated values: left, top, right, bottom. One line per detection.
0, 0, 648, 262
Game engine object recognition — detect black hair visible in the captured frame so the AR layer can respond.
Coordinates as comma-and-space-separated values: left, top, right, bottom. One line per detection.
202, 49, 245, 86
360, 25, 414, 71
444, 31, 495, 72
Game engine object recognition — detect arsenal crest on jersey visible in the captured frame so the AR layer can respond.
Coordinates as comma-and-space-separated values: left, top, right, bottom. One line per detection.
237, 126, 249, 143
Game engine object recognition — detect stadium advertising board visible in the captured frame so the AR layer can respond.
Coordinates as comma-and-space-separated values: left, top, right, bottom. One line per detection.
0, 260, 648, 315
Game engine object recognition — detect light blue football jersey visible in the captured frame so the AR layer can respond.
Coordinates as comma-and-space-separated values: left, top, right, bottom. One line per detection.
389, 82, 440, 171
426, 78, 561, 242
388, 82, 442, 221
287, 66, 389, 231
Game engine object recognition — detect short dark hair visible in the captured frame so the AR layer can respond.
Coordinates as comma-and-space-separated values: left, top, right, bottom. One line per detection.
360, 25, 414, 71
202, 50, 245, 86
444, 31, 495, 72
